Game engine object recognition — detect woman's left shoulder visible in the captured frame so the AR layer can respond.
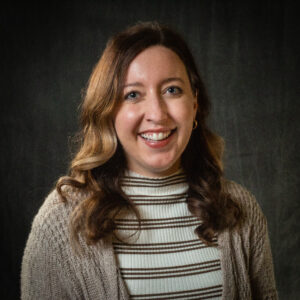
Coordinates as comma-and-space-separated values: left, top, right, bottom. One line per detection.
222, 179, 266, 224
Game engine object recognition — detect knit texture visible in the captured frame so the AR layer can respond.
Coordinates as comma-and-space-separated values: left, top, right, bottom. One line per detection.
21, 179, 278, 300
113, 171, 222, 299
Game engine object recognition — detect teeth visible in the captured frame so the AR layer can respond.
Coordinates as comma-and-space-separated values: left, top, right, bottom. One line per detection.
140, 131, 172, 141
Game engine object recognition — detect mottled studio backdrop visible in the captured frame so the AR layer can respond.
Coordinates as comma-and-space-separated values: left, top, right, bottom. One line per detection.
1, 1, 299, 299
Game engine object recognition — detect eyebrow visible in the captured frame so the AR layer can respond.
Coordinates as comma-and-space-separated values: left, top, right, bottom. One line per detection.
123, 77, 184, 89
161, 77, 184, 85
123, 82, 143, 88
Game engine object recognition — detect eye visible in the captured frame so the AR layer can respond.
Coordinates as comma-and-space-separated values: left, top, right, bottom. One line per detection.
124, 91, 140, 100
165, 86, 182, 95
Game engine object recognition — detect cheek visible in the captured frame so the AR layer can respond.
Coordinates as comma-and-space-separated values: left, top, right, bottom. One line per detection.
114, 106, 139, 136
171, 101, 196, 124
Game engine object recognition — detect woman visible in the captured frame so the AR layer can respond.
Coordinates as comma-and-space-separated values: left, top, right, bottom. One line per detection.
21, 22, 278, 299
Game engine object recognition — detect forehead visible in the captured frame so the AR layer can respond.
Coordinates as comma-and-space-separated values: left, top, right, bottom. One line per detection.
124, 45, 189, 83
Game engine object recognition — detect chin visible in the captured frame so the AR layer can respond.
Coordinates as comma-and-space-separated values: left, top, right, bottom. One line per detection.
147, 161, 180, 177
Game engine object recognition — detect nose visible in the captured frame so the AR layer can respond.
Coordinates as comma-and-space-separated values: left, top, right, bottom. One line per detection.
144, 91, 168, 123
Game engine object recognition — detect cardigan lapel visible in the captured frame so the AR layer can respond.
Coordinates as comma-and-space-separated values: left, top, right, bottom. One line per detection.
218, 229, 237, 300
218, 228, 253, 300
100, 237, 130, 300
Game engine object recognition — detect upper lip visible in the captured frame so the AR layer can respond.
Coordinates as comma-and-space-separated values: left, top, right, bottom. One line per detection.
139, 128, 175, 134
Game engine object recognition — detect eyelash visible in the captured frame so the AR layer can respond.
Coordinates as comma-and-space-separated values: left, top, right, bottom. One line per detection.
124, 86, 183, 100
165, 86, 182, 95
124, 91, 140, 100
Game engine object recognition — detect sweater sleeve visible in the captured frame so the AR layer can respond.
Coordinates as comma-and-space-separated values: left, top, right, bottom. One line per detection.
21, 223, 71, 299
21, 191, 80, 300
237, 185, 278, 300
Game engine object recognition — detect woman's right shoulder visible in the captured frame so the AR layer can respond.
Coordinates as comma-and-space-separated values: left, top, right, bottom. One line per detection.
21, 187, 92, 299
29, 187, 90, 242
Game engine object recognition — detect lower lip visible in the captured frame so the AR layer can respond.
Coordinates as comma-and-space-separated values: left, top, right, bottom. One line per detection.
139, 131, 175, 149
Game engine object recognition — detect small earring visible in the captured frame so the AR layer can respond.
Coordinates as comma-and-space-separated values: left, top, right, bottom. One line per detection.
193, 119, 198, 130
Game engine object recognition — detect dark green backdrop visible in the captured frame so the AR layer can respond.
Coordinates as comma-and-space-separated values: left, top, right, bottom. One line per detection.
1, 1, 299, 299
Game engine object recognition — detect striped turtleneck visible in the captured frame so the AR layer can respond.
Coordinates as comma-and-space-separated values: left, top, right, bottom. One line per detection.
112, 170, 223, 300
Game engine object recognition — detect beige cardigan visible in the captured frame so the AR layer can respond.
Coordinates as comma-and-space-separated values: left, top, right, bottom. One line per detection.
21, 180, 278, 299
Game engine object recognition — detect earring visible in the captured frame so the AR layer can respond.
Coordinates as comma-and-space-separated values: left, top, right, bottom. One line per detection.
193, 119, 198, 130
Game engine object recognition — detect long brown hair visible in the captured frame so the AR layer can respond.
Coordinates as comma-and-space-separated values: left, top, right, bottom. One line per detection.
57, 21, 241, 247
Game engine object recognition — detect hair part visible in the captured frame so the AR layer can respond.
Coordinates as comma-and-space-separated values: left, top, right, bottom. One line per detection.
57, 21, 242, 249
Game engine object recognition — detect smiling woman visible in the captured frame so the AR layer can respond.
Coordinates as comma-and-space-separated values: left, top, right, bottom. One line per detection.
21, 22, 278, 300
114, 46, 198, 177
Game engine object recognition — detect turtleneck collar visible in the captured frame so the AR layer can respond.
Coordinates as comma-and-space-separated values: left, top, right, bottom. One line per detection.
124, 168, 185, 179
121, 169, 188, 197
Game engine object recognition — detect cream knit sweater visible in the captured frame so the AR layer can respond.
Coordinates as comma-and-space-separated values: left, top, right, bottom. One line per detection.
114, 171, 222, 299
21, 179, 278, 299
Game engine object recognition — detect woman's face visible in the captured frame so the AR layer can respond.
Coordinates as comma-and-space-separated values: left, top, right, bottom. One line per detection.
114, 45, 197, 177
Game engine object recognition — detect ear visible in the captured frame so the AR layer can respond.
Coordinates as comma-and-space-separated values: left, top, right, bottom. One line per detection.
193, 95, 198, 117
193, 100, 198, 110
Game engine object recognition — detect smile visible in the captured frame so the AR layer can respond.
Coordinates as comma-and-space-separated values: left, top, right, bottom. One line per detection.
140, 130, 175, 141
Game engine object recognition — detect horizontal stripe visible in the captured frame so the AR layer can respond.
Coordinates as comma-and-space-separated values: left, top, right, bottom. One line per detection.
115, 218, 199, 227
115, 221, 202, 231
122, 180, 185, 188
116, 215, 197, 223
114, 243, 203, 251
127, 192, 187, 199
113, 238, 218, 254
115, 220, 198, 226
121, 260, 220, 276
131, 291, 222, 300
120, 259, 220, 271
113, 238, 212, 247
130, 200, 186, 206
131, 293, 223, 300
114, 240, 203, 251
122, 266, 222, 279
124, 195, 188, 203
122, 173, 186, 184
122, 192, 188, 205
113, 244, 216, 255
131, 285, 222, 298
131, 285, 222, 299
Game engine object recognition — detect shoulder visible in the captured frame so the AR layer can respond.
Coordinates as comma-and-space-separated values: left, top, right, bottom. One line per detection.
22, 187, 92, 274
21, 188, 95, 299
28, 187, 90, 248
222, 179, 267, 226
33, 187, 85, 224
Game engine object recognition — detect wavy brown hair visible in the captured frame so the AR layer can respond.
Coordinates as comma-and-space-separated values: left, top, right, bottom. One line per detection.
57, 21, 242, 247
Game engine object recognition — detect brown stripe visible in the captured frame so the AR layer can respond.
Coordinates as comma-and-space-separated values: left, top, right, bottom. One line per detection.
122, 173, 186, 183
114, 240, 204, 250
113, 244, 217, 254
128, 192, 187, 199
132, 291, 222, 300
115, 219, 199, 227
122, 266, 222, 279
131, 290, 222, 300
121, 178, 186, 188
116, 215, 197, 222
131, 198, 186, 203
113, 238, 216, 247
133, 200, 186, 205
130, 284, 222, 298
115, 221, 202, 231
121, 262, 221, 276
114, 242, 202, 251
123, 173, 186, 180
113, 239, 218, 252
120, 259, 220, 271
197, 294, 223, 300
122, 175, 185, 183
